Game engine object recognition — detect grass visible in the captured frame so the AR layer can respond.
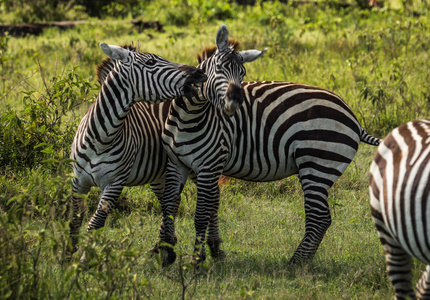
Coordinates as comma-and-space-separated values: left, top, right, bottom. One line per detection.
1, 1, 430, 299
2, 145, 413, 299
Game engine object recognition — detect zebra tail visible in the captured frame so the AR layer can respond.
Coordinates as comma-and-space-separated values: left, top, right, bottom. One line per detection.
360, 128, 381, 146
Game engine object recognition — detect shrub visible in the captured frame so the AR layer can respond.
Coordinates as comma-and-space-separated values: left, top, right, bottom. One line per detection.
0, 65, 96, 171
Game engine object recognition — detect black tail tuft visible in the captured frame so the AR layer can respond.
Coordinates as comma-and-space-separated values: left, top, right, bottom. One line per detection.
360, 129, 381, 146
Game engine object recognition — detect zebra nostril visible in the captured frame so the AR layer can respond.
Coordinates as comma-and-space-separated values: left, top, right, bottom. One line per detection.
226, 84, 243, 104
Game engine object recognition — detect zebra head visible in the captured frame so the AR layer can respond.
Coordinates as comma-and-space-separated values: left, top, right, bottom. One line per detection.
198, 25, 266, 116
100, 43, 207, 103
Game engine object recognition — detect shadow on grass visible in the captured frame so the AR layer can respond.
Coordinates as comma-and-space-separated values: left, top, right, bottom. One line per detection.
205, 250, 388, 291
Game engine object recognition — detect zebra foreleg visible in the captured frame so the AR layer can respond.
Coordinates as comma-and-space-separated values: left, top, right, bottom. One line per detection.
155, 162, 188, 267
65, 178, 90, 262
66, 194, 87, 260
289, 186, 331, 265
193, 173, 221, 264
206, 186, 226, 260
80, 184, 124, 263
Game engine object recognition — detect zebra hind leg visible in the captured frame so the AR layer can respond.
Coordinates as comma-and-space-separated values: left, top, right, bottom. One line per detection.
371, 194, 416, 299
289, 180, 332, 265
385, 247, 415, 299
416, 265, 430, 299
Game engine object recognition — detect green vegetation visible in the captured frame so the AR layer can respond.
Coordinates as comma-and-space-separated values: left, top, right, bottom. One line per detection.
1, 0, 430, 299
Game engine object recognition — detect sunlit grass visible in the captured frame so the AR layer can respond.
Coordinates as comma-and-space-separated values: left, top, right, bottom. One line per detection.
2, 2, 430, 298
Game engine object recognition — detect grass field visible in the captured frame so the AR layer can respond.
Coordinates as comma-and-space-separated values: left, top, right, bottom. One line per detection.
1, 1, 430, 299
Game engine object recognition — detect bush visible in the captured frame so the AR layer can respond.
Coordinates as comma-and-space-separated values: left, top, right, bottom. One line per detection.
0, 65, 96, 171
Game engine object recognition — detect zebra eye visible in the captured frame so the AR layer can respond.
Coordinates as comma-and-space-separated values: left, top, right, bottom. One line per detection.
216, 61, 223, 70
146, 59, 156, 66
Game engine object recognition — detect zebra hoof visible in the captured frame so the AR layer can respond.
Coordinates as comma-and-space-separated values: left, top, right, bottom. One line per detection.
214, 249, 226, 261
192, 249, 206, 265
160, 246, 177, 267
210, 248, 226, 261
147, 244, 177, 267
287, 255, 312, 267
207, 240, 225, 260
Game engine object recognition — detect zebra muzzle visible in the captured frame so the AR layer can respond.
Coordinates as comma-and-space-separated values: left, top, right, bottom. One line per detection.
183, 67, 207, 85
223, 84, 243, 116
223, 100, 241, 116
182, 68, 207, 98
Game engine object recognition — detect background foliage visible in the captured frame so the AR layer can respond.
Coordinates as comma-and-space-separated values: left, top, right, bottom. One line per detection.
1, 0, 430, 299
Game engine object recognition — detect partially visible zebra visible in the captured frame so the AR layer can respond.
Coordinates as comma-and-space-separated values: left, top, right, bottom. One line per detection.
160, 79, 381, 264
67, 43, 207, 261
369, 119, 430, 299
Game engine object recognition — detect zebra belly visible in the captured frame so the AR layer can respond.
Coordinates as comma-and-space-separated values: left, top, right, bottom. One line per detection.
125, 149, 167, 186
223, 152, 298, 182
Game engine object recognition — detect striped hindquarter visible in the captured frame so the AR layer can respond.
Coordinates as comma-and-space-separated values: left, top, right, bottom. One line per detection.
161, 79, 381, 265
369, 119, 430, 299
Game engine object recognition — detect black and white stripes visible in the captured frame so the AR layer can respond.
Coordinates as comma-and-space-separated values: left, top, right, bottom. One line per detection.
159, 76, 380, 265
369, 119, 430, 299
67, 43, 206, 261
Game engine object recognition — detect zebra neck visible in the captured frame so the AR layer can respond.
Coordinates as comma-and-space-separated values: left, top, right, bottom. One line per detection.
85, 76, 133, 148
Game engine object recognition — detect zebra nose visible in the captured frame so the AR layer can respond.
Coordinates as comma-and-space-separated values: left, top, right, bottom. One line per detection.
226, 84, 243, 103
224, 84, 243, 116
180, 66, 208, 85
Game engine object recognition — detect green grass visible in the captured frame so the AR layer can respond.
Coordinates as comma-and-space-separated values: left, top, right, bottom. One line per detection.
1, 1, 430, 299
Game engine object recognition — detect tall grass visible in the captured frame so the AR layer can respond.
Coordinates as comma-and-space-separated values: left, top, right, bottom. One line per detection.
1, 1, 430, 299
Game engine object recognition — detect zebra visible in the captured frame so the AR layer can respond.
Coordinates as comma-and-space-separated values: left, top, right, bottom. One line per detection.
134, 24, 266, 266
159, 68, 382, 264
66, 42, 207, 261
369, 119, 430, 299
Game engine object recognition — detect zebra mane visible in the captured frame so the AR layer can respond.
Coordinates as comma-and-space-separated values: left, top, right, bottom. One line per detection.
197, 39, 241, 64
96, 44, 137, 84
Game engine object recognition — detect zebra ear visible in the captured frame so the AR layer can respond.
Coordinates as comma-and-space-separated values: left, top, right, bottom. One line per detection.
216, 24, 229, 52
100, 43, 130, 62
238, 48, 268, 64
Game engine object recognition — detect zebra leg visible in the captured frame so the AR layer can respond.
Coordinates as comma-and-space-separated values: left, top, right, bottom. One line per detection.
193, 171, 221, 264
384, 245, 415, 299
80, 183, 124, 263
156, 162, 188, 267
376, 224, 415, 299
66, 178, 90, 261
289, 175, 332, 264
370, 185, 416, 299
206, 185, 226, 260
416, 265, 430, 299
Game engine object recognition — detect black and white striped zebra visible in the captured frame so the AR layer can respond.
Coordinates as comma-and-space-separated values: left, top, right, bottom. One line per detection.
159, 77, 381, 263
144, 25, 267, 266
67, 43, 207, 261
369, 119, 430, 299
